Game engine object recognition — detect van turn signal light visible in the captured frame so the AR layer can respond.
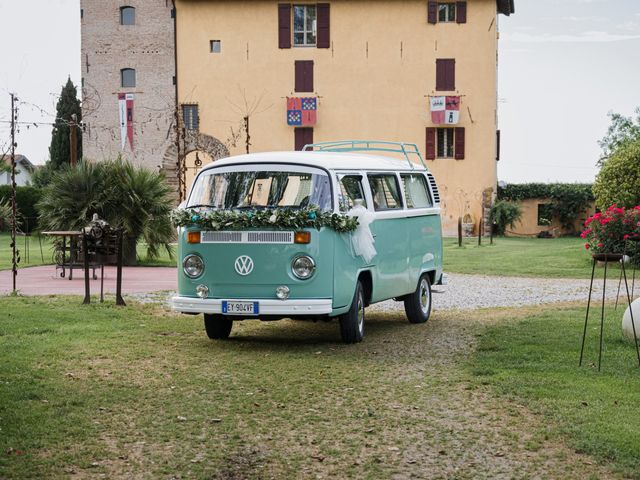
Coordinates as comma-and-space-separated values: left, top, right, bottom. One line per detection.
187, 231, 201, 244
294, 231, 311, 244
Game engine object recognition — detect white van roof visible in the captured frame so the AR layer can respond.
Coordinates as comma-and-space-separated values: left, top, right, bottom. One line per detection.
201, 151, 429, 173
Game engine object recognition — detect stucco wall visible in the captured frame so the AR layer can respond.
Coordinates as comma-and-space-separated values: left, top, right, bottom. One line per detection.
175, 0, 500, 234
80, 0, 175, 171
507, 198, 595, 237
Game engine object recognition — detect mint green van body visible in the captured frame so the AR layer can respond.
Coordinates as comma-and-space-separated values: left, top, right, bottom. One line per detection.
170, 141, 443, 343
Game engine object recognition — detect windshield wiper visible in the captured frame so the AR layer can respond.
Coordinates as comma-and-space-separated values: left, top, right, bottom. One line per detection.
187, 204, 216, 209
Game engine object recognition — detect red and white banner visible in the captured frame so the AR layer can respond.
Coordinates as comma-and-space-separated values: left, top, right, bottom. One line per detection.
118, 93, 135, 150
430, 95, 460, 125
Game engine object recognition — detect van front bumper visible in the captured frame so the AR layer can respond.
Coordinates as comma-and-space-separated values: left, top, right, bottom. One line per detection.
169, 295, 333, 316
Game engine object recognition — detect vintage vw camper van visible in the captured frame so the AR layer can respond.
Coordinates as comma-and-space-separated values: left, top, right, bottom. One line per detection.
170, 141, 443, 343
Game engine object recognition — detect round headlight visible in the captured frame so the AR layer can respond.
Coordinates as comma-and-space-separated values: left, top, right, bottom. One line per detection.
183, 254, 204, 278
292, 255, 316, 280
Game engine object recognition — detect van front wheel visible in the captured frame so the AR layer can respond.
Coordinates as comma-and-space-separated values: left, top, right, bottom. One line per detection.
404, 274, 432, 324
204, 314, 233, 339
339, 281, 365, 344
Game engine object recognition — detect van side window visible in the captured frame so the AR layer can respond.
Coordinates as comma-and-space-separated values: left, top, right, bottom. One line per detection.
337, 174, 367, 212
368, 174, 402, 211
401, 174, 433, 209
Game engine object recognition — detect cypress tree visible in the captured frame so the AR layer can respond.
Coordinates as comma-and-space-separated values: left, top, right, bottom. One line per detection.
49, 77, 82, 168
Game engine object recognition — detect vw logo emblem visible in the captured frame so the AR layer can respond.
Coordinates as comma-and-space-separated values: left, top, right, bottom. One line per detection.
234, 255, 254, 276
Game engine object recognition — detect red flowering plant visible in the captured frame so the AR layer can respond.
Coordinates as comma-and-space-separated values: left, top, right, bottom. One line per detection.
581, 205, 640, 261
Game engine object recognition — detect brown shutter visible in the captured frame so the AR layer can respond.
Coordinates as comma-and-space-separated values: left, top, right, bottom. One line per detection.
456, 2, 467, 23
317, 3, 330, 48
496, 129, 501, 161
278, 4, 291, 49
454, 127, 465, 160
427, 0, 437, 24
295, 127, 313, 150
436, 59, 455, 90
295, 60, 314, 92
425, 127, 436, 160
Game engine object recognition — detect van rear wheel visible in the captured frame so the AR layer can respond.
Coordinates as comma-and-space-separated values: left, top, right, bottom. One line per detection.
404, 274, 432, 324
204, 314, 233, 339
339, 281, 365, 344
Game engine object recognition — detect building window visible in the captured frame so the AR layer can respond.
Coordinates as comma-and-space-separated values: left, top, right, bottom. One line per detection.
295, 60, 314, 92
436, 58, 455, 91
210, 40, 221, 53
294, 127, 313, 151
368, 174, 402, 211
437, 128, 455, 158
182, 104, 199, 130
537, 204, 554, 226
438, 3, 456, 22
120, 6, 135, 25
293, 5, 317, 46
120, 68, 136, 88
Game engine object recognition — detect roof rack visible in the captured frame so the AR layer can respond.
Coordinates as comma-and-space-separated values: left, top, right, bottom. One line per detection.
302, 140, 427, 170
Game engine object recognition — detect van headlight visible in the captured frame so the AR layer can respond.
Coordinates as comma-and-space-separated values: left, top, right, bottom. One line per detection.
292, 255, 315, 279
183, 254, 204, 278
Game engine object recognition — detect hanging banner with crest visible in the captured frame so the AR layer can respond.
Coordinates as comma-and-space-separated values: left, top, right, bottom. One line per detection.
430, 95, 460, 125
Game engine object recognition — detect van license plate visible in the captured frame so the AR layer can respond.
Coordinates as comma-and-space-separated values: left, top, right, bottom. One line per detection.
222, 301, 259, 315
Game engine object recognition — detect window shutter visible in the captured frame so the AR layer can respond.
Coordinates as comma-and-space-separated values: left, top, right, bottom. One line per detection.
427, 1, 437, 24
456, 1, 467, 23
295, 127, 313, 151
278, 4, 291, 49
317, 3, 330, 48
295, 60, 314, 92
454, 127, 465, 160
496, 129, 501, 161
436, 59, 455, 91
425, 128, 436, 160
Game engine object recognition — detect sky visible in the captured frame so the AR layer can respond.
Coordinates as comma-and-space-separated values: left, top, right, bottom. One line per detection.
0, 0, 639, 184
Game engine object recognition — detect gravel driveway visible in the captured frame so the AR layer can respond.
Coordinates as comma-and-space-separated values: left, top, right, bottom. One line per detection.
368, 273, 636, 313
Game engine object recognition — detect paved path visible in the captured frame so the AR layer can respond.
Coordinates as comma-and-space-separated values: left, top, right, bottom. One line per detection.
0, 265, 176, 296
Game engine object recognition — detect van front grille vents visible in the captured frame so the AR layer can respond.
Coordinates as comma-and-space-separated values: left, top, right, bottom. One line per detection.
426, 173, 441, 204
201, 231, 294, 244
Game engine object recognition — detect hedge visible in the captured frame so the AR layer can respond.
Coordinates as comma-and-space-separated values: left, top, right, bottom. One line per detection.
0, 185, 43, 232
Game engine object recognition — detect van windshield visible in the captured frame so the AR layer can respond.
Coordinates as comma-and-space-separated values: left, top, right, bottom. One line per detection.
188, 166, 333, 211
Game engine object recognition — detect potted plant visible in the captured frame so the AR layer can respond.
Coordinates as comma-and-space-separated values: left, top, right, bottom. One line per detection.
581, 205, 640, 262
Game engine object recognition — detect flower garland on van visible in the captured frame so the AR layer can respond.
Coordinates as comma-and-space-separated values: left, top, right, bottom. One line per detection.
170, 206, 359, 233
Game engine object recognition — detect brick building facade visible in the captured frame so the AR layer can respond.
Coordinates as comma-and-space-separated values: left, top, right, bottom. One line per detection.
80, 0, 176, 177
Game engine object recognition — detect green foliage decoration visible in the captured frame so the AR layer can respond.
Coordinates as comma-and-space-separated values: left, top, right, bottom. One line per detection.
171, 206, 359, 233
489, 200, 522, 235
498, 183, 594, 234
0, 185, 42, 232
593, 139, 640, 211
37, 160, 174, 261
49, 78, 82, 169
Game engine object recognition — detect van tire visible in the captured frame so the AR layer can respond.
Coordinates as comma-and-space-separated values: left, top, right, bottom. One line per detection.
339, 281, 365, 343
204, 314, 233, 339
404, 274, 432, 324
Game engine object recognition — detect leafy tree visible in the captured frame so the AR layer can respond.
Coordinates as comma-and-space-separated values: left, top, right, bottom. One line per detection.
49, 77, 82, 169
598, 107, 640, 165
593, 139, 640, 210
37, 160, 175, 264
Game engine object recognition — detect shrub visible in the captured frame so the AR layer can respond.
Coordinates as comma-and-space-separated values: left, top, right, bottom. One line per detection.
581, 205, 640, 260
0, 186, 42, 232
490, 200, 522, 235
37, 160, 175, 263
593, 140, 640, 211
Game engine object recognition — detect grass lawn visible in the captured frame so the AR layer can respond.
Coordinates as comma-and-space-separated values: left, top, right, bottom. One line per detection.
471, 304, 640, 478
443, 236, 600, 278
0, 233, 174, 270
1, 296, 620, 479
